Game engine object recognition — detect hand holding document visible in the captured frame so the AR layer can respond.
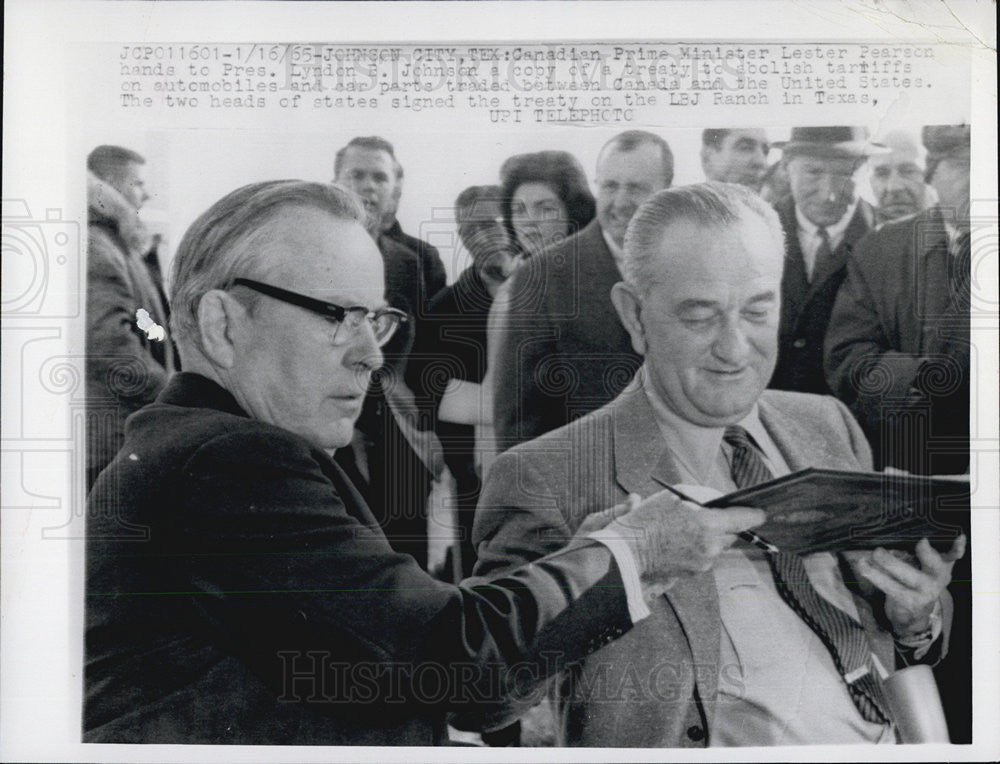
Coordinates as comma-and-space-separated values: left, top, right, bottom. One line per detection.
701, 469, 970, 556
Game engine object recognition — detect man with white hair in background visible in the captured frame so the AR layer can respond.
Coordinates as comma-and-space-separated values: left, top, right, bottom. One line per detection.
768, 126, 880, 395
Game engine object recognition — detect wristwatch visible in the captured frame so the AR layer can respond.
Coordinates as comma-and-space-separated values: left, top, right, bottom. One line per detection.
895, 599, 943, 647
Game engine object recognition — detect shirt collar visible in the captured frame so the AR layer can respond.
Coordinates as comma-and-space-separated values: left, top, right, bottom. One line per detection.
794, 199, 858, 246
601, 227, 626, 276
639, 364, 764, 483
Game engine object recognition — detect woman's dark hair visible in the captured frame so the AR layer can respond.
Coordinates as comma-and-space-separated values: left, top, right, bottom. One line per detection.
499, 151, 595, 255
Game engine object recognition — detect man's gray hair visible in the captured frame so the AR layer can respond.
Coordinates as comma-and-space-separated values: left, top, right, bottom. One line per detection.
623, 182, 784, 296
169, 180, 365, 349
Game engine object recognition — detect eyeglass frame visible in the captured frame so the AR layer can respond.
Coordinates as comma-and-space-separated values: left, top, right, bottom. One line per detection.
231, 278, 407, 347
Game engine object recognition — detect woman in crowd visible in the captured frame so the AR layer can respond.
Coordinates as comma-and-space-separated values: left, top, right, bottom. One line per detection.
500, 151, 595, 257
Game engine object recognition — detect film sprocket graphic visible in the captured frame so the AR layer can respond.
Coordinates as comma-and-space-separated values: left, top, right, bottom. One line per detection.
2, 199, 81, 318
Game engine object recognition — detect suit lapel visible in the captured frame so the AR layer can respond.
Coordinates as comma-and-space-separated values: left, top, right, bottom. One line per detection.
915, 212, 951, 336
612, 383, 682, 495
610, 384, 722, 722
778, 201, 810, 330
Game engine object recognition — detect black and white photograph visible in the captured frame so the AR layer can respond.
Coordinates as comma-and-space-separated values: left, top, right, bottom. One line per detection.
2, 1, 997, 761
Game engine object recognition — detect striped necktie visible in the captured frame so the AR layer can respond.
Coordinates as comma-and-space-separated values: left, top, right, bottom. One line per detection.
723, 425, 889, 725
810, 226, 832, 281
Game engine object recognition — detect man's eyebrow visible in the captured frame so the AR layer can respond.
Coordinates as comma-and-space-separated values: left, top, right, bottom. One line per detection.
675, 298, 721, 311
746, 290, 778, 303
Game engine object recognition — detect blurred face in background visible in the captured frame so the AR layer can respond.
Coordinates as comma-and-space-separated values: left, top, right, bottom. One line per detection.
335, 147, 400, 232
111, 161, 151, 211
870, 133, 929, 221
510, 182, 569, 256
595, 142, 670, 248
928, 154, 971, 219
458, 196, 519, 290
702, 129, 770, 190
785, 154, 863, 227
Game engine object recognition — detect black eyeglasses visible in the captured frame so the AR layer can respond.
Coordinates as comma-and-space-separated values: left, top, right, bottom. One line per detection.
232, 278, 407, 347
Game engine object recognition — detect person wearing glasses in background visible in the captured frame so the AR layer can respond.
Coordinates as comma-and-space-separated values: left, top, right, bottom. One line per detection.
84, 179, 726, 745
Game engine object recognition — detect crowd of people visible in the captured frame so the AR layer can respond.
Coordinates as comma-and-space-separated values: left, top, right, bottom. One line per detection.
84, 122, 972, 746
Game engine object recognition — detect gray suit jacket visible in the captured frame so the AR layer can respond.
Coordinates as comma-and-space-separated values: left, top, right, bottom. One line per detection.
474, 381, 947, 747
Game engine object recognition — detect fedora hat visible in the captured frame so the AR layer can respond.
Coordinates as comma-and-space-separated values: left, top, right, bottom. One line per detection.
775, 126, 887, 159
922, 124, 971, 160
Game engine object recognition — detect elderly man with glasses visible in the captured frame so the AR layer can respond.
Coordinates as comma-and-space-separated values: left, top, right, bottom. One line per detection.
83, 180, 741, 745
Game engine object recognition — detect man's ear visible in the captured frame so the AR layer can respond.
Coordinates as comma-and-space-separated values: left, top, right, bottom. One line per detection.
197, 290, 248, 368
610, 281, 647, 357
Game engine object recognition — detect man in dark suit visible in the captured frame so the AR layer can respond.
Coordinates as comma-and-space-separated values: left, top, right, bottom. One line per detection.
335, 135, 447, 305
769, 126, 880, 394
825, 126, 973, 742
334, 139, 439, 569
84, 180, 728, 745
825, 125, 971, 476
474, 184, 963, 747
492, 130, 673, 451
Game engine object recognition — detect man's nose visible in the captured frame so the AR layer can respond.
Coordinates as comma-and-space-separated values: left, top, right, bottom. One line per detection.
884, 169, 905, 192
612, 186, 635, 209
712, 316, 750, 362
345, 324, 384, 379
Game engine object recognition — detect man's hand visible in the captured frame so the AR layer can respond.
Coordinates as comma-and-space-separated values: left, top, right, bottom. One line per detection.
850, 535, 966, 638
602, 489, 765, 586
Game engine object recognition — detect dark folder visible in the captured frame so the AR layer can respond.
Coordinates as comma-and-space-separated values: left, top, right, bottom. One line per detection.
703, 469, 970, 555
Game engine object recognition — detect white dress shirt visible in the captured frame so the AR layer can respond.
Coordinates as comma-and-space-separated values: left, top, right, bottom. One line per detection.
640, 367, 895, 745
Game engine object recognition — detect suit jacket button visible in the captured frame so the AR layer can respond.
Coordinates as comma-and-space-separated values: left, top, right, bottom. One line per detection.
793, 338, 807, 349
686, 725, 705, 742
295, 609, 308, 623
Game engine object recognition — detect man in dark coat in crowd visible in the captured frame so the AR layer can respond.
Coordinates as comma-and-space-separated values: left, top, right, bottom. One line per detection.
825, 126, 973, 742
85, 145, 177, 489
769, 126, 879, 395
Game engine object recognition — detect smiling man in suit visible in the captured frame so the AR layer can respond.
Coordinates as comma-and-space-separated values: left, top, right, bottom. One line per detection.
768, 126, 882, 395
473, 183, 962, 747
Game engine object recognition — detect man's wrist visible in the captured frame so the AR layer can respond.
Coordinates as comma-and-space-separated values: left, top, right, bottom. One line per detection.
588, 528, 651, 623
894, 599, 943, 646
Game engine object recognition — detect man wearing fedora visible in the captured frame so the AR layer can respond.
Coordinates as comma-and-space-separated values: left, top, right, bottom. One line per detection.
824, 124, 973, 742
768, 126, 881, 395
